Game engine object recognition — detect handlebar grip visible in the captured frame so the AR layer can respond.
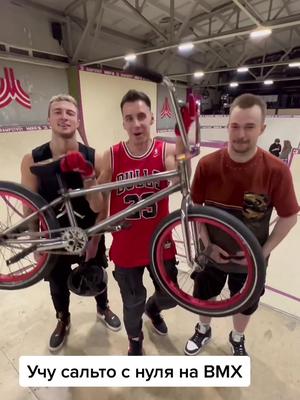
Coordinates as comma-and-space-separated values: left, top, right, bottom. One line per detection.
123, 62, 163, 83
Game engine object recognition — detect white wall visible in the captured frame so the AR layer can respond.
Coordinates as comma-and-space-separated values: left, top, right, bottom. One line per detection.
198, 115, 300, 150
0, 0, 65, 55
79, 70, 157, 152
0, 130, 52, 182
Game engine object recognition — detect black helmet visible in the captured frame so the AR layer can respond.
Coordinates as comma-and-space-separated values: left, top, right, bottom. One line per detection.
68, 261, 107, 297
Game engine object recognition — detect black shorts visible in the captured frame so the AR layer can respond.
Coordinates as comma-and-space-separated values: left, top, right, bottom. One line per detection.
193, 264, 265, 315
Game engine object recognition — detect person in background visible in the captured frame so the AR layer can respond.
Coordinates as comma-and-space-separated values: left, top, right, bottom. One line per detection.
269, 138, 281, 157
279, 139, 292, 164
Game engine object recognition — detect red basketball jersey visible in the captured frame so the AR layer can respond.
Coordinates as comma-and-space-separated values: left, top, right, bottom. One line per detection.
109, 139, 176, 268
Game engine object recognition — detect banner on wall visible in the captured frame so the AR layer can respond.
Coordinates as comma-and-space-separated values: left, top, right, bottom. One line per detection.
156, 85, 186, 132
0, 61, 68, 132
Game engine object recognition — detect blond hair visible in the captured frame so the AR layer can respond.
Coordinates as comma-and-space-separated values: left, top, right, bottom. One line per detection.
48, 94, 78, 116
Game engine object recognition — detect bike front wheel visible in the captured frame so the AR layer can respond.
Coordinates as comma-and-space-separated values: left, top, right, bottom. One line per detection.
0, 181, 59, 290
151, 206, 266, 317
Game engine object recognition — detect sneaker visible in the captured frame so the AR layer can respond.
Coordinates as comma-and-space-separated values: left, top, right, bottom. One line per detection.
229, 331, 248, 356
184, 323, 211, 355
97, 306, 121, 331
128, 332, 144, 356
48, 314, 70, 352
145, 309, 168, 335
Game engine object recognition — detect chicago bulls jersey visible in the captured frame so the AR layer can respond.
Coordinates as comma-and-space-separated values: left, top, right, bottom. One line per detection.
109, 139, 176, 268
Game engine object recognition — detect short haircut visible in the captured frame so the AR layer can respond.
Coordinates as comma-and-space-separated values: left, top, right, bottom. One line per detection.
230, 93, 267, 122
48, 94, 78, 117
120, 89, 151, 112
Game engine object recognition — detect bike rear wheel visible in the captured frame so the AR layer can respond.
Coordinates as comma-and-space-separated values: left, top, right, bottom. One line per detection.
0, 181, 59, 290
151, 206, 266, 317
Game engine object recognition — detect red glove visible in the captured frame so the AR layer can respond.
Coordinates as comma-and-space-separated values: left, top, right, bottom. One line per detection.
175, 94, 197, 136
60, 151, 95, 179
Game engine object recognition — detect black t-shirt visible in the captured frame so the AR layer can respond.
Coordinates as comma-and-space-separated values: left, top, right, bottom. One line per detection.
32, 142, 106, 270
269, 143, 281, 157
32, 142, 98, 230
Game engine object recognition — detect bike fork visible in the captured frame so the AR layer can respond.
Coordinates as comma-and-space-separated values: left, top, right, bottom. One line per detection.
178, 155, 202, 269
180, 196, 201, 269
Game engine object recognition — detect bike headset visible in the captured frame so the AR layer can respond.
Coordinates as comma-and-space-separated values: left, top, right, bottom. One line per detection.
68, 259, 108, 297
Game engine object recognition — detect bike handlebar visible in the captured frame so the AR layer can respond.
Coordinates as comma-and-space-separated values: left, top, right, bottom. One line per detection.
123, 62, 201, 155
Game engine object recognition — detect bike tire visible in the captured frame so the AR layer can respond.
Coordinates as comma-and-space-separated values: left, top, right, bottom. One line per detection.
151, 205, 266, 317
0, 181, 60, 290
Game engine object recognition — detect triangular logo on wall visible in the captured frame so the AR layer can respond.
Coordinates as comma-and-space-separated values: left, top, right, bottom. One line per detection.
160, 97, 172, 119
0, 67, 31, 109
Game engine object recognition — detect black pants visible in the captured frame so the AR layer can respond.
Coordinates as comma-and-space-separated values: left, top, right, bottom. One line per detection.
47, 239, 108, 319
114, 259, 178, 338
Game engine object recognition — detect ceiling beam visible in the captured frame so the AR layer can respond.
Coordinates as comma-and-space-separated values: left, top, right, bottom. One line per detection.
197, 75, 300, 87
262, 46, 293, 79
267, 0, 274, 20
64, 0, 89, 15
71, 0, 104, 63
135, 0, 147, 13
13, 0, 149, 47
12, 0, 65, 21
168, 58, 300, 78
272, 0, 290, 20
0, 50, 68, 69
119, 0, 168, 41
87, 5, 105, 58
231, 0, 261, 26
189, 1, 237, 27
82, 14, 300, 66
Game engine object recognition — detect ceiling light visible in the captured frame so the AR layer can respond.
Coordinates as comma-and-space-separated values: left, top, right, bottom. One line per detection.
288, 62, 300, 67
124, 53, 136, 62
250, 27, 272, 39
237, 67, 249, 72
194, 71, 204, 78
264, 79, 274, 85
178, 42, 194, 51
229, 82, 239, 87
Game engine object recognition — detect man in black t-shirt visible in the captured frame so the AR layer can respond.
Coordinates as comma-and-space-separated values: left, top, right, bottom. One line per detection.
21, 94, 121, 352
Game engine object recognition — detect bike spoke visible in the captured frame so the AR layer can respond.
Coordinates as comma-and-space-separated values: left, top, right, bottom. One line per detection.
0, 190, 49, 285
152, 208, 263, 316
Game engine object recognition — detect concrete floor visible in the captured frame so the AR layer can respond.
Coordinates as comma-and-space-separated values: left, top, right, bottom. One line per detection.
0, 267, 299, 400
0, 148, 299, 399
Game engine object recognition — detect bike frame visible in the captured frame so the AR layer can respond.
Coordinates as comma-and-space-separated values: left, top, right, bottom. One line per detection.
2, 75, 201, 268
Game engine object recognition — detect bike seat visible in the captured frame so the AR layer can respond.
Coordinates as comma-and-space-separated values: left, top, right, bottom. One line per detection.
30, 157, 62, 177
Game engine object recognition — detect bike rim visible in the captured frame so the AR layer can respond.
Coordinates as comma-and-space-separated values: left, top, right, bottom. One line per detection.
153, 214, 257, 314
0, 190, 50, 284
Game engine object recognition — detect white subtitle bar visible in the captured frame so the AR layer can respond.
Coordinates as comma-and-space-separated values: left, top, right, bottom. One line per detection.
20, 356, 250, 387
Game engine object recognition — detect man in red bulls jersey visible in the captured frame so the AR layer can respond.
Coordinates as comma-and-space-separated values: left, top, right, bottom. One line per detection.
98, 90, 195, 355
